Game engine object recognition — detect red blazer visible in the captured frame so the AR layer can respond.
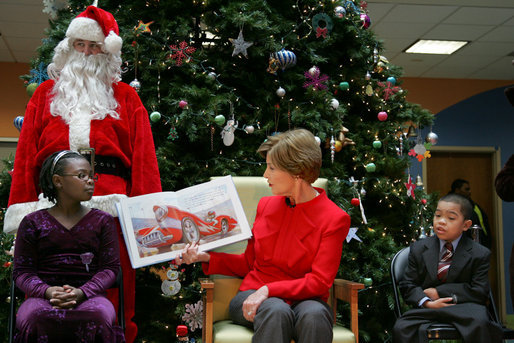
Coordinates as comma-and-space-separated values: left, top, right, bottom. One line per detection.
203, 188, 350, 303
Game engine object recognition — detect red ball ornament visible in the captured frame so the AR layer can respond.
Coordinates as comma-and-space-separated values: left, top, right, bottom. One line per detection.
351, 198, 360, 206
377, 111, 388, 121
421, 199, 427, 205
179, 100, 188, 109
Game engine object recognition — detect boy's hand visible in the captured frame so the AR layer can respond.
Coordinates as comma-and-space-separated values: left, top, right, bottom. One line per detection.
423, 297, 455, 309
423, 287, 440, 300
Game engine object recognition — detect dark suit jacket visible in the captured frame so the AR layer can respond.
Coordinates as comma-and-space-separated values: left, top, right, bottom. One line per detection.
400, 234, 491, 308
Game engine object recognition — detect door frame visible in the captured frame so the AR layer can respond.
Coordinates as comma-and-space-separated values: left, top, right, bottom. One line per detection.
422, 145, 507, 320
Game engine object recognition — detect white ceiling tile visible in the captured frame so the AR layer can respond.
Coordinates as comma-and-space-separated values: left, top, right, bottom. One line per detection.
380, 4, 458, 23
456, 41, 514, 57
366, 3, 396, 22
442, 53, 503, 68
469, 56, 514, 80
10, 50, 40, 63
390, 52, 448, 77
423, 24, 494, 41
444, 7, 514, 25
0, 49, 15, 63
0, 22, 48, 39
504, 17, 514, 25
378, 38, 415, 54
372, 21, 435, 39
3, 37, 43, 52
478, 26, 514, 43
0, 4, 48, 24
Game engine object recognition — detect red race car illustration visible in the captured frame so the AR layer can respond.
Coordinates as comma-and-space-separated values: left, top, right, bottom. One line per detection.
135, 205, 238, 248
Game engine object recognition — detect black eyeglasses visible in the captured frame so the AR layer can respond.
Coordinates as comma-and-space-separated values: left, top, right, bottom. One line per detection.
60, 172, 98, 182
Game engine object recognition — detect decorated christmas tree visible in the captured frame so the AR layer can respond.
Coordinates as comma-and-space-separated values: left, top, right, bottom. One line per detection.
0, 0, 439, 342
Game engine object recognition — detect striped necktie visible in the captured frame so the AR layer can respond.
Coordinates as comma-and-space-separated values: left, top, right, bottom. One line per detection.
437, 242, 453, 282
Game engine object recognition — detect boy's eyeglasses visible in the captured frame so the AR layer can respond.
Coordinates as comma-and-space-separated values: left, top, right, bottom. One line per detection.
60, 172, 98, 182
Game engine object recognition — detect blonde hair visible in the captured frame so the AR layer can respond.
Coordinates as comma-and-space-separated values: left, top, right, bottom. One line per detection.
257, 129, 321, 183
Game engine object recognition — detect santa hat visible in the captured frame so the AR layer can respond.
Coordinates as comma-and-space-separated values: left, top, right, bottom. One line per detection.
66, 5, 122, 54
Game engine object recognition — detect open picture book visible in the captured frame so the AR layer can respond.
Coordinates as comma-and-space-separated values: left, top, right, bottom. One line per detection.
115, 175, 252, 268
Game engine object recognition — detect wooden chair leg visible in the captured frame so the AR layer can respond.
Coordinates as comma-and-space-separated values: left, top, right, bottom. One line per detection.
200, 279, 215, 343
332, 279, 364, 343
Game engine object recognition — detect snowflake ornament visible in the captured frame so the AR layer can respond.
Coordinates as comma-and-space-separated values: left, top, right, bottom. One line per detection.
42, 0, 67, 19
376, 81, 400, 101
182, 300, 203, 332
168, 41, 196, 66
229, 30, 253, 58
303, 66, 329, 91
409, 142, 432, 162
29, 62, 49, 85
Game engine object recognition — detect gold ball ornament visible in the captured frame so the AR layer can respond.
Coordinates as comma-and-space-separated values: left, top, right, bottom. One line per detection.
26, 83, 38, 97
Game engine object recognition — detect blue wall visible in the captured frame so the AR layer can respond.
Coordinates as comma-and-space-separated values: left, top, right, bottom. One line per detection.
411, 84, 514, 312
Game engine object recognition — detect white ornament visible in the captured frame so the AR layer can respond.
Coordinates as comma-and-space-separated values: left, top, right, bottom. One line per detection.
276, 87, 286, 97
413, 143, 426, 155
129, 79, 141, 92
330, 98, 339, 110
334, 6, 346, 18
426, 131, 438, 145
221, 119, 238, 146
309, 66, 318, 77
245, 125, 255, 134
229, 30, 253, 58
314, 136, 321, 145
207, 71, 217, 80
161, 279, 181, 296
167, 269, 179, 281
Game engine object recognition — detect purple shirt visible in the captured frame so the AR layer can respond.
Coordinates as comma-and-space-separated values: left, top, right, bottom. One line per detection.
13, 208, 120, 299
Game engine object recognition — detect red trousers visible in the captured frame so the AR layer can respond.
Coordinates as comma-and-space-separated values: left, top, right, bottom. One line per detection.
107, 221, 137, 343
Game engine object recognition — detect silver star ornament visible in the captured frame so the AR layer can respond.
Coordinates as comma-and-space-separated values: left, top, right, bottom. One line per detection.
229, 30, 253, 58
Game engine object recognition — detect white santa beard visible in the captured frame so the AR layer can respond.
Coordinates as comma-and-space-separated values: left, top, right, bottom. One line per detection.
50, 50, 120, 150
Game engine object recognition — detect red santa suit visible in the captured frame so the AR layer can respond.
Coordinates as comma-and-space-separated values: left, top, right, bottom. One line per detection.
6, 79, 161, 343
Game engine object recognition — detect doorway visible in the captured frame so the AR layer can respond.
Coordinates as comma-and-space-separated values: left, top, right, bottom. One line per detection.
422, 146, 506, 319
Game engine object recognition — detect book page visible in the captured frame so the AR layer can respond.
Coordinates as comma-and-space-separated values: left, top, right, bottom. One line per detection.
116, 175, 251, 268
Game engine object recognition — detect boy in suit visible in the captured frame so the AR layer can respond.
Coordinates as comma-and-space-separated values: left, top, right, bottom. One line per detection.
393, 193, 503, 343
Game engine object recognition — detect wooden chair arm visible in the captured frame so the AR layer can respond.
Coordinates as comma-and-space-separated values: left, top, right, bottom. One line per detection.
331, 278, 365, 343
200, 278, 214, 343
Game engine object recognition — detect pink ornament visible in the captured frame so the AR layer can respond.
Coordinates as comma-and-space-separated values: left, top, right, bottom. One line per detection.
377, 111, 388, 121
179, 100, 188, 109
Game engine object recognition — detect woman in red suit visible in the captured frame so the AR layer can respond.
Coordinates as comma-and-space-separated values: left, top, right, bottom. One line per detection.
176, 129, 350, 343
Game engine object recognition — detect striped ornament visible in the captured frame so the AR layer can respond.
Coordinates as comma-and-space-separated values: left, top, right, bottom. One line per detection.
273, 49, 297, 70
14, 116, 24, 131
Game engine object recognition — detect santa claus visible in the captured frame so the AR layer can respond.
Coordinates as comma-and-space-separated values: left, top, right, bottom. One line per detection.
5, 4, 161, 342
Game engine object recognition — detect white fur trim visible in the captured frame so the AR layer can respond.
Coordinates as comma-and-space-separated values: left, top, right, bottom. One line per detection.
66, 17, 104, 42
104, 31, 122, 54
69, 106, 91, 151
3, 193, 128, 234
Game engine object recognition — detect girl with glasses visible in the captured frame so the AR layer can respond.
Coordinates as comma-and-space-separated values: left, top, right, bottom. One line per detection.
12, 150, 124, 342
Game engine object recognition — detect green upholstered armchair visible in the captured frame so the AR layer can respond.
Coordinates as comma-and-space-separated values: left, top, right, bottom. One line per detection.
200, 177, 363, 343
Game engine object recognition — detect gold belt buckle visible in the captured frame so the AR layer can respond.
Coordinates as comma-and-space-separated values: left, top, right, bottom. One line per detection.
78, 148, 96, 174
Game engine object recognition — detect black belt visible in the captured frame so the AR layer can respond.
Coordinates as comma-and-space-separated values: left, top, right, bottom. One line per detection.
78, 148, 130, 180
